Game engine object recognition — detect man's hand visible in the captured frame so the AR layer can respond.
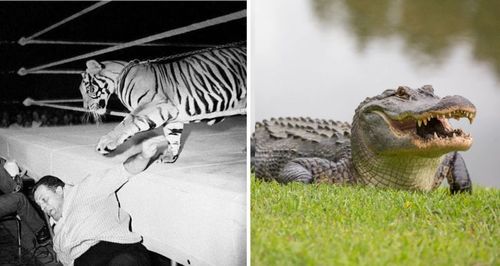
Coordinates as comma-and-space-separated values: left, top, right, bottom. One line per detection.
140, 135, 166, 160
124, 136, 168, 175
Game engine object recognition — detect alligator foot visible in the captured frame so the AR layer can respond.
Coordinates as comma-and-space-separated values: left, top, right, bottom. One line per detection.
448, 152, 472, 194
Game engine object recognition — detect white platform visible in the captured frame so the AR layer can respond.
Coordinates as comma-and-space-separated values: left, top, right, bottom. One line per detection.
0, 116, 247, 266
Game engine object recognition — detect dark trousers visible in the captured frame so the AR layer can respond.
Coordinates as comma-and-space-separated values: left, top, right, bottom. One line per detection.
74, 241, 151, 266
0, 159, 44, 233
0, 158, 17, 192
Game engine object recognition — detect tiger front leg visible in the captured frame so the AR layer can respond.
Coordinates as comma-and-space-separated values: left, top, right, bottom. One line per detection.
96, 101, 179, 155
157, 122, 184, 163
95, 114, 146, 154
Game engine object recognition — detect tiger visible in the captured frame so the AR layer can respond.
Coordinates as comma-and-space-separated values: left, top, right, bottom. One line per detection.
79, 45, 246, 163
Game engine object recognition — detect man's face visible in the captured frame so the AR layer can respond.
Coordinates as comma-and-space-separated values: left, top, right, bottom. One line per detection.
34, 185, 64, 221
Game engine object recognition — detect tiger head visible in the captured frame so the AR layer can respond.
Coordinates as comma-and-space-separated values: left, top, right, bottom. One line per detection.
79, 60, 126, 116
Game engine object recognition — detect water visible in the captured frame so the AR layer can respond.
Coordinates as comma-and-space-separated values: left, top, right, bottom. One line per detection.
252, 0, 500, 187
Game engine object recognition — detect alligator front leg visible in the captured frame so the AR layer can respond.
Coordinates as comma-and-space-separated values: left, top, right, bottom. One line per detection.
96, 100, 179, 154
278, 157, 354, 184
445, 152, 472, 194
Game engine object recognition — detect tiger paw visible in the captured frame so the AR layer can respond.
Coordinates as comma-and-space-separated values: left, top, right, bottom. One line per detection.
96, 133, 129, 154
158, 150, 179, 163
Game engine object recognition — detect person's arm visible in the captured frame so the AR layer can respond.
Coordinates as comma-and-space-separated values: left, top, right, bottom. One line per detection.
124, 136, 166, 175
79, 136, 166, 196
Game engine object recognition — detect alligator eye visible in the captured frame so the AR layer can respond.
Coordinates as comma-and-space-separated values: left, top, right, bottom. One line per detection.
418, 85, 436, 97
421, 85, 434, 94
396, 86, 410, 99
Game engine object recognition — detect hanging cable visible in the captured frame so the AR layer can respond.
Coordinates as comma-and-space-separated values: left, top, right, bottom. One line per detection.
18, 1, 111, 46
17, 9, 246, 76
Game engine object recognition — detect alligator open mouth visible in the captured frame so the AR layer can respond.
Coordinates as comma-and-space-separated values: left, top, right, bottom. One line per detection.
374, 107, 476, 149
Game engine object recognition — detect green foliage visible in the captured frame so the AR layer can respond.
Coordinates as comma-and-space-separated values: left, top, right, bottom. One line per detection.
251, 176, 499, 266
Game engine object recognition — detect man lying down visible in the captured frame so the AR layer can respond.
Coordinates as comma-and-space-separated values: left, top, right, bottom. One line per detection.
32, 136, 165, 266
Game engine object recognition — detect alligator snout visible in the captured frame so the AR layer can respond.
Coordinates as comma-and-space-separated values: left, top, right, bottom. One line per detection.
438, 95, 476, 111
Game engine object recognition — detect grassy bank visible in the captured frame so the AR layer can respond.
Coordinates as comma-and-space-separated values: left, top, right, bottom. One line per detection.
251, 176, 499, 266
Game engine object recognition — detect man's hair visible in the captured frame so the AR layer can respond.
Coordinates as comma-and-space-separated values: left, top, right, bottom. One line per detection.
32, 175, 65, 194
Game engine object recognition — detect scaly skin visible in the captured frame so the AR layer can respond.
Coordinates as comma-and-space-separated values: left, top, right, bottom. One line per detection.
252, 85, 476, 193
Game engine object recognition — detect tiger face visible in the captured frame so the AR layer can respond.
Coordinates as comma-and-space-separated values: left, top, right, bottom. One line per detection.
80, 72, 111, 115
79, 60, 126, 116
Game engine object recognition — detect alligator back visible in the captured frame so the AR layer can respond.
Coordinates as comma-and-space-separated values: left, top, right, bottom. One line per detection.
253, 117, 352, 180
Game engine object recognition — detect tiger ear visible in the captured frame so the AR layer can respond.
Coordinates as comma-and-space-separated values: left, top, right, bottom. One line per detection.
85, 60, 102, 74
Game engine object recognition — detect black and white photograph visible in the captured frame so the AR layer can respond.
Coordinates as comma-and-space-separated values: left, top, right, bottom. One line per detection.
0, 1, 246, 265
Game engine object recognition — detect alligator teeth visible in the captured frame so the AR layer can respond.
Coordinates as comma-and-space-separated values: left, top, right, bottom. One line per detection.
418, 120, 422, 127
428, 116, 432, 121
468, 116, 474, 124
452, 132, 456, 138
423, 119, 427, 126
434, 132, 438, 139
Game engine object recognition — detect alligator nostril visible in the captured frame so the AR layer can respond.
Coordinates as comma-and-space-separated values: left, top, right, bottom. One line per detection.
98, 100, 106, 108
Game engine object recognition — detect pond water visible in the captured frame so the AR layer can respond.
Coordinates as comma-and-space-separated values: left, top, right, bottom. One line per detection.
251, 0, 500, 187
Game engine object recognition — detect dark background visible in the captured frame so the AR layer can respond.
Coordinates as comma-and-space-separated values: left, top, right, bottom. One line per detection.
0, 1, 246, 104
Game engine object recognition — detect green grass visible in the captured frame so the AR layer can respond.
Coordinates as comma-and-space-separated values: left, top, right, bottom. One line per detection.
251, 176, 499, 266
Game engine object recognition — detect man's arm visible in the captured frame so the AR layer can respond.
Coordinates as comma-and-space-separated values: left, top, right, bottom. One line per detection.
124, 136, 166, 175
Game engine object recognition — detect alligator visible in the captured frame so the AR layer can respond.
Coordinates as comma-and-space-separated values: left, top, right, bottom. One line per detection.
252, 85, 476, 193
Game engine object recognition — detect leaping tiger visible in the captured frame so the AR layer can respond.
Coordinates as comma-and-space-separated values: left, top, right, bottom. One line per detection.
79, 45, 247, 163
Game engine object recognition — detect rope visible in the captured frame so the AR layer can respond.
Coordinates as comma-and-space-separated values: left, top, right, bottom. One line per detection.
18, 9, 246, 76
24, 98, 246, 122
18, 1, 111, 45
24, 69, 82, 75
33, 99, 83, 103
24, 41, 245, 75
21, 39, 217, 48
23, 98, 127, 117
